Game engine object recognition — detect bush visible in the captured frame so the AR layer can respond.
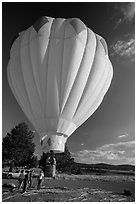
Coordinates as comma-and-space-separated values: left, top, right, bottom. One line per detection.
124, 189, 132, 196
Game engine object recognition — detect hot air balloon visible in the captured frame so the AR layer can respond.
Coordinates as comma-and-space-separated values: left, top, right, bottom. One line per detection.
7, 16, 113, 153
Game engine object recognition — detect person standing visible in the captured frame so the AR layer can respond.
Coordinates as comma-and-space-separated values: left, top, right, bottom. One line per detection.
18, 170, 25, 190
37, 170, 44, 190
28, 170, 33, 189
23, 171, 29, 193
52, 157, 56, 179
50, 150, 56, 179
46, 156, 51, 165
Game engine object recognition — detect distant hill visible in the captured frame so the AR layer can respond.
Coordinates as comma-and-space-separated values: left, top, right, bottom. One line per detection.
75, 162, 135, 171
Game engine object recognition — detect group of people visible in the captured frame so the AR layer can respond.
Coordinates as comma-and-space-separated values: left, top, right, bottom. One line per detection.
17, 151, 56, 193
18, 169, 44, 193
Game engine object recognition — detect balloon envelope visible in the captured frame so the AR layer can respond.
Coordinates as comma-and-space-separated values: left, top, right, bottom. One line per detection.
7, 16, 113, 153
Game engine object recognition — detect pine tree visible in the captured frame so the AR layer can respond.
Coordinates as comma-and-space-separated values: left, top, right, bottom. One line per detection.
55, 145, 74, 167
2, 122, 37, 168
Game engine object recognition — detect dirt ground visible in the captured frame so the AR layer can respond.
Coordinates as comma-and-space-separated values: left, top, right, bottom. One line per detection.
2, 173, 135, 202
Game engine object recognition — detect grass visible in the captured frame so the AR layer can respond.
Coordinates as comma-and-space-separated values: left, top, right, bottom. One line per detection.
2, 173, 135, 202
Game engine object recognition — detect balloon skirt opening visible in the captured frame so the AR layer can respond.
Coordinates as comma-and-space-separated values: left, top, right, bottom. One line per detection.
41, 134, 67, 153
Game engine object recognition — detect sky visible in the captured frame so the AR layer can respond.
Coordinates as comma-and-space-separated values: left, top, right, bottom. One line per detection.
2, 2, 135, 165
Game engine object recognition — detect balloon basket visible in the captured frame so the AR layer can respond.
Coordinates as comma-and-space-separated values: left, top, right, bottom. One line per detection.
44, 165, 56, 178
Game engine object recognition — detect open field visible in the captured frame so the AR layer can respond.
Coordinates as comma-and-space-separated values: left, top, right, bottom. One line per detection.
2, 173, 135, 202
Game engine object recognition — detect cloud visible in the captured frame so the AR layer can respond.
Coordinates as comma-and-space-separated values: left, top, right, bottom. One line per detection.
110, 35, 135, 61
73, 141, 135, 165
98, 141, 135, 152
118, 134, 128, 139
114, 2, 135, 28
